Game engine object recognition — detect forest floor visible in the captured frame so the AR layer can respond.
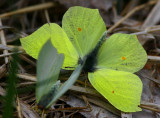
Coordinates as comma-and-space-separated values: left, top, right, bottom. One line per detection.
0, 0, 160, 118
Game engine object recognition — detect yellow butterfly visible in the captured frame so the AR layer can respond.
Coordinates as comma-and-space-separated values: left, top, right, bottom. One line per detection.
20, 6, 147, 112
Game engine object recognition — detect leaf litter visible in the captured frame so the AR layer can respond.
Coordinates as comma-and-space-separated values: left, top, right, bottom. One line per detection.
0, 0, 160, 117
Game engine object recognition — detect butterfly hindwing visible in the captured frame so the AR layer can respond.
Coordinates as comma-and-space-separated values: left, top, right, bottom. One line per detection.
20, 23, 79, 70
88, 68, 142, 112
97, 33, 147, 73
62, 6, 106, 58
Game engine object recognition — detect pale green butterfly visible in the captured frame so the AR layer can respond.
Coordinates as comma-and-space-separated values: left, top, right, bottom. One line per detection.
20, 6, 147, 112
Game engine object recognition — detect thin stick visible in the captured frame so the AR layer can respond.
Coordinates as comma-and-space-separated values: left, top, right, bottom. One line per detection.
20, 55, 36, 66
17, 74, 36, 82
0, 19, 8, 64
0, 2, 55, 19
142, 0, 160, 27
108, 0, 157, 33
148, 55, 160, 64
0, 86, 5, 96
42, 0, 51, 23
131, 25, 160, 35
140, 104, 160, 112
0, 51, 23, 58
0, 44, 12, 51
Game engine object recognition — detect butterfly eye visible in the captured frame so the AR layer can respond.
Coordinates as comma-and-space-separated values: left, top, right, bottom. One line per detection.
78, 27, 82, 32
121, 56, 126, 60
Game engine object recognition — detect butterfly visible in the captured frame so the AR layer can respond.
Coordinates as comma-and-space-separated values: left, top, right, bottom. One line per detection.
20, 6, 147, 112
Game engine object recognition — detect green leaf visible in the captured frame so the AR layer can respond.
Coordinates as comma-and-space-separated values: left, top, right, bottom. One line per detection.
3, 49, 19, 118
36, 40, 64, 108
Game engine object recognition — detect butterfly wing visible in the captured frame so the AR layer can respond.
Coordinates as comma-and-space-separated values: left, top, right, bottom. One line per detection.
20, 23, 78, 69
62, 6, 106, 58
97, 33, 147, 73
88, 68, 142, 112
36, 40, 63, 107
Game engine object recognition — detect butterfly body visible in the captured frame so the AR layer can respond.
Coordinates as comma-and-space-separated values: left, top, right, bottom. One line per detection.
82, 49, 97, 72
82, 31, 107, 72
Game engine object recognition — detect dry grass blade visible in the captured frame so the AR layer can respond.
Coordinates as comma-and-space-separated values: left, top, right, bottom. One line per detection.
0, 19, 8, 64
0, 86, 5, 96
148, 55, 160, 64
17, 74, 37, 82
83, 96, 121, 116
108, 0, 158, 33
131, 26, 160, 35
0, 2, 55, 19
142, 0, 160, 27
69, 85, 102, 98
140, 103, 160, 112
0, 64, 7, 79
0, 44, 12, 51
137, 70, 160, 85
20, 100, 40, 118
0, 51, 23, 58
8, 45, 24, 51
16, 97, 23, 118
20, 55, 36, 67
0, 25, 27, 37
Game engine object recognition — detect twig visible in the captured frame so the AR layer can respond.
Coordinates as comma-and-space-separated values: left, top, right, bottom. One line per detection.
69, 85, 102, 98
108, 0, 157, 33
16, 97, 23, 118
20, 55, 36, 67
140, 103, 160, 112
148, 55, 160, 64
44, 9, 50, 23
0, 19, 8, 64
0, 64, 7, 79
8, 45, 24, 51
17, 74, 36, 82
131, 26, 160, 35
42, 0, 50, 23
79, 95, 121, 116
0, 51, 23, 58
141, 102, 160, 109
0, 86, 5, 96
0, 44, 12, 51
17, 73, 101, 98
142, 0, 160, 27
0, 2, 55, 19
137, 70, 160, 85
17, 82, 36, 87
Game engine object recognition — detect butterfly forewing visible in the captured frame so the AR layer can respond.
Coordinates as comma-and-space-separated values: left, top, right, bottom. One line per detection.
96, 33, 147, 73
62, 6, 106, 58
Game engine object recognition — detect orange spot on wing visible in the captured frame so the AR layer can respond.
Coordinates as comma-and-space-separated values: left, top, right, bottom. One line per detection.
78, 27, 82, 32
121, 56, 126, 60
112, 90, 114, 94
